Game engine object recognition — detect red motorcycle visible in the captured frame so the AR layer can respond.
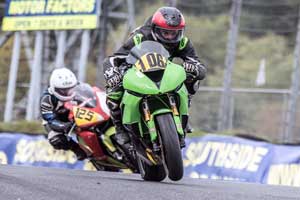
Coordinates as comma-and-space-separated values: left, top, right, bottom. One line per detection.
64, 83, 138, 172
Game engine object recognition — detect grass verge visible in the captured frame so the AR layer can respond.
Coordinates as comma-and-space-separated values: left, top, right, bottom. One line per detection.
0, 120, 45, 135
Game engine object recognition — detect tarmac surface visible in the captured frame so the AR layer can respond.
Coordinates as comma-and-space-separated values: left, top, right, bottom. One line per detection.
0, 164, 299, 200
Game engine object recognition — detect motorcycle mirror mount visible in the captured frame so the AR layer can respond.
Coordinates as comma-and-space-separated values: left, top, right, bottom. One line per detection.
67, 123, 76, 141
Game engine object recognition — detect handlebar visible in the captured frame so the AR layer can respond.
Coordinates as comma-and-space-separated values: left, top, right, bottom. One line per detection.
186, 72, 201, 82
119, 63, 130, 76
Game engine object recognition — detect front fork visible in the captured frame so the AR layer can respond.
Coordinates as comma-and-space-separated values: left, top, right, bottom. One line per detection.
141, 95, 184, 152
167, 94, 185, 139
141, 99, 159, 152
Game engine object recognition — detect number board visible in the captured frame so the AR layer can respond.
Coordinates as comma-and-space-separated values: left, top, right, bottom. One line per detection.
73, 107, 103, 126
135, 52, 167, 72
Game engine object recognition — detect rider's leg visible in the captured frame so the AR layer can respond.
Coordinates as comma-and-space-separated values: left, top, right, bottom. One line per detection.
106, 88, 130, 145
185, 94, 194, 133
184, 79, 201, 134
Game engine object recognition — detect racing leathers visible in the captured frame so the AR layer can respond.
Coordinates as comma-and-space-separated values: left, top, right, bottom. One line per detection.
40, 88, 87, 160
103, 18, 207, 147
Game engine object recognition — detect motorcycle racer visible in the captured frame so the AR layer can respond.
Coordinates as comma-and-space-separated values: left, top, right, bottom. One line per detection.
40, 67, 87, 160
103, 7, 207, 147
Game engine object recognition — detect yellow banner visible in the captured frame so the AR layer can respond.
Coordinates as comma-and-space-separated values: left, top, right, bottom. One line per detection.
2, 15, 98, 31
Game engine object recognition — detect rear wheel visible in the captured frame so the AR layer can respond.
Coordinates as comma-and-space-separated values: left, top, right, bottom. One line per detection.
156, 113, 183, 181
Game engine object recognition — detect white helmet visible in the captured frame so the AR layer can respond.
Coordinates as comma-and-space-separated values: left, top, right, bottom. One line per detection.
49, 68, 78, 101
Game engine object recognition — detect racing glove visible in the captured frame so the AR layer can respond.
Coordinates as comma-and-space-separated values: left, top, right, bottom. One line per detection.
104, 67, 123, 89
183, 61, 206, 81
49, 120, 73, 134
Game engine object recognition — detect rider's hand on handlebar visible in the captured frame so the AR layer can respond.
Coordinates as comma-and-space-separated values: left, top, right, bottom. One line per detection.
62, 121, 73, 134
185, 72, 197, 83
75, 126, 82, 133
119, 63, 131, 76
104, 67, 123, 89
183, 61, 206, 81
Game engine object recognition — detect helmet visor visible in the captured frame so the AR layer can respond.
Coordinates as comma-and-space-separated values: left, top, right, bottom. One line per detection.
54, 86, 76, 98
154, 27, 183, 43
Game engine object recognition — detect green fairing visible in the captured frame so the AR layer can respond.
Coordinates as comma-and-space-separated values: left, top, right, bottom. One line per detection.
123, 68, 160, 95
122, 63, 187, 124
177, 84, 189, 115
160, 62, 186, 93
173, 115, 184, 136
121, 52, 189, 142
151, 108, 172, 116
121, 90, 142, 124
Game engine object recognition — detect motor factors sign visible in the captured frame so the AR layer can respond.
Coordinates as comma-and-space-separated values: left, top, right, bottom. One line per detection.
2, 0, 99, 31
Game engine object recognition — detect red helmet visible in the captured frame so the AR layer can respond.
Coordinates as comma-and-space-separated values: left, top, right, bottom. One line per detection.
151, 7, 185, 44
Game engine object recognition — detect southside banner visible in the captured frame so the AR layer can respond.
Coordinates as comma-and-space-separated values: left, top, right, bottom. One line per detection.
183, 134, 300, 187
2, 0, 99, 31
0, 133, 96, 171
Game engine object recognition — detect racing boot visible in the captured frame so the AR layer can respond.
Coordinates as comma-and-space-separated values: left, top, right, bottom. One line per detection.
106, 98, 130, 145
114, 121, 130, 145
111, 109, 130, 145
180, 115, 190, 148
112, 151, 123, 161
69, 140, 87, 161
179, 136, 186, 148
186, 94, 194, 133
185, 122, 194, 133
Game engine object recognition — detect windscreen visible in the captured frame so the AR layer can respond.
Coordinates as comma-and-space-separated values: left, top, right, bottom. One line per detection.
72, 83, 97, 108
126, 41, 170, 72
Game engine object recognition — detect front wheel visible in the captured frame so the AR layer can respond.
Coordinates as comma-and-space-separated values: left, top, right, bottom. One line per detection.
156, 113, 183, 181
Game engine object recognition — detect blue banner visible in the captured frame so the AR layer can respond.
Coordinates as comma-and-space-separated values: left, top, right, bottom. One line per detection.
0, 133, 95, 171
263, 144, 300, 186
183, 134, 300, 186
2, 0, 99, 31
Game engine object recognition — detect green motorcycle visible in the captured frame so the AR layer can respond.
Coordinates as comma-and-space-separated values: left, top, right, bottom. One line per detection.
121, 41, 189, 181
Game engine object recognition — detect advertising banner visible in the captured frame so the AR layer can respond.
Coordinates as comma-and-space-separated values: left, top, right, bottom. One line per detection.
0, 133, 95, 171
263, 144, 300, 186
2, 132, 300, 186
183, 134, 300, 186
2, 0, 99, 31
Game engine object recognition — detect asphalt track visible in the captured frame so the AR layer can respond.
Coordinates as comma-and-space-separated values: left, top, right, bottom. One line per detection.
0, 164, 299, 200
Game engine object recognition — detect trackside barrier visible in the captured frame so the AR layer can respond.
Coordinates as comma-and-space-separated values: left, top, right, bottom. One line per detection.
183, 134, 300, 187
1, 132, 300, 186
0, 133, 96, 170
